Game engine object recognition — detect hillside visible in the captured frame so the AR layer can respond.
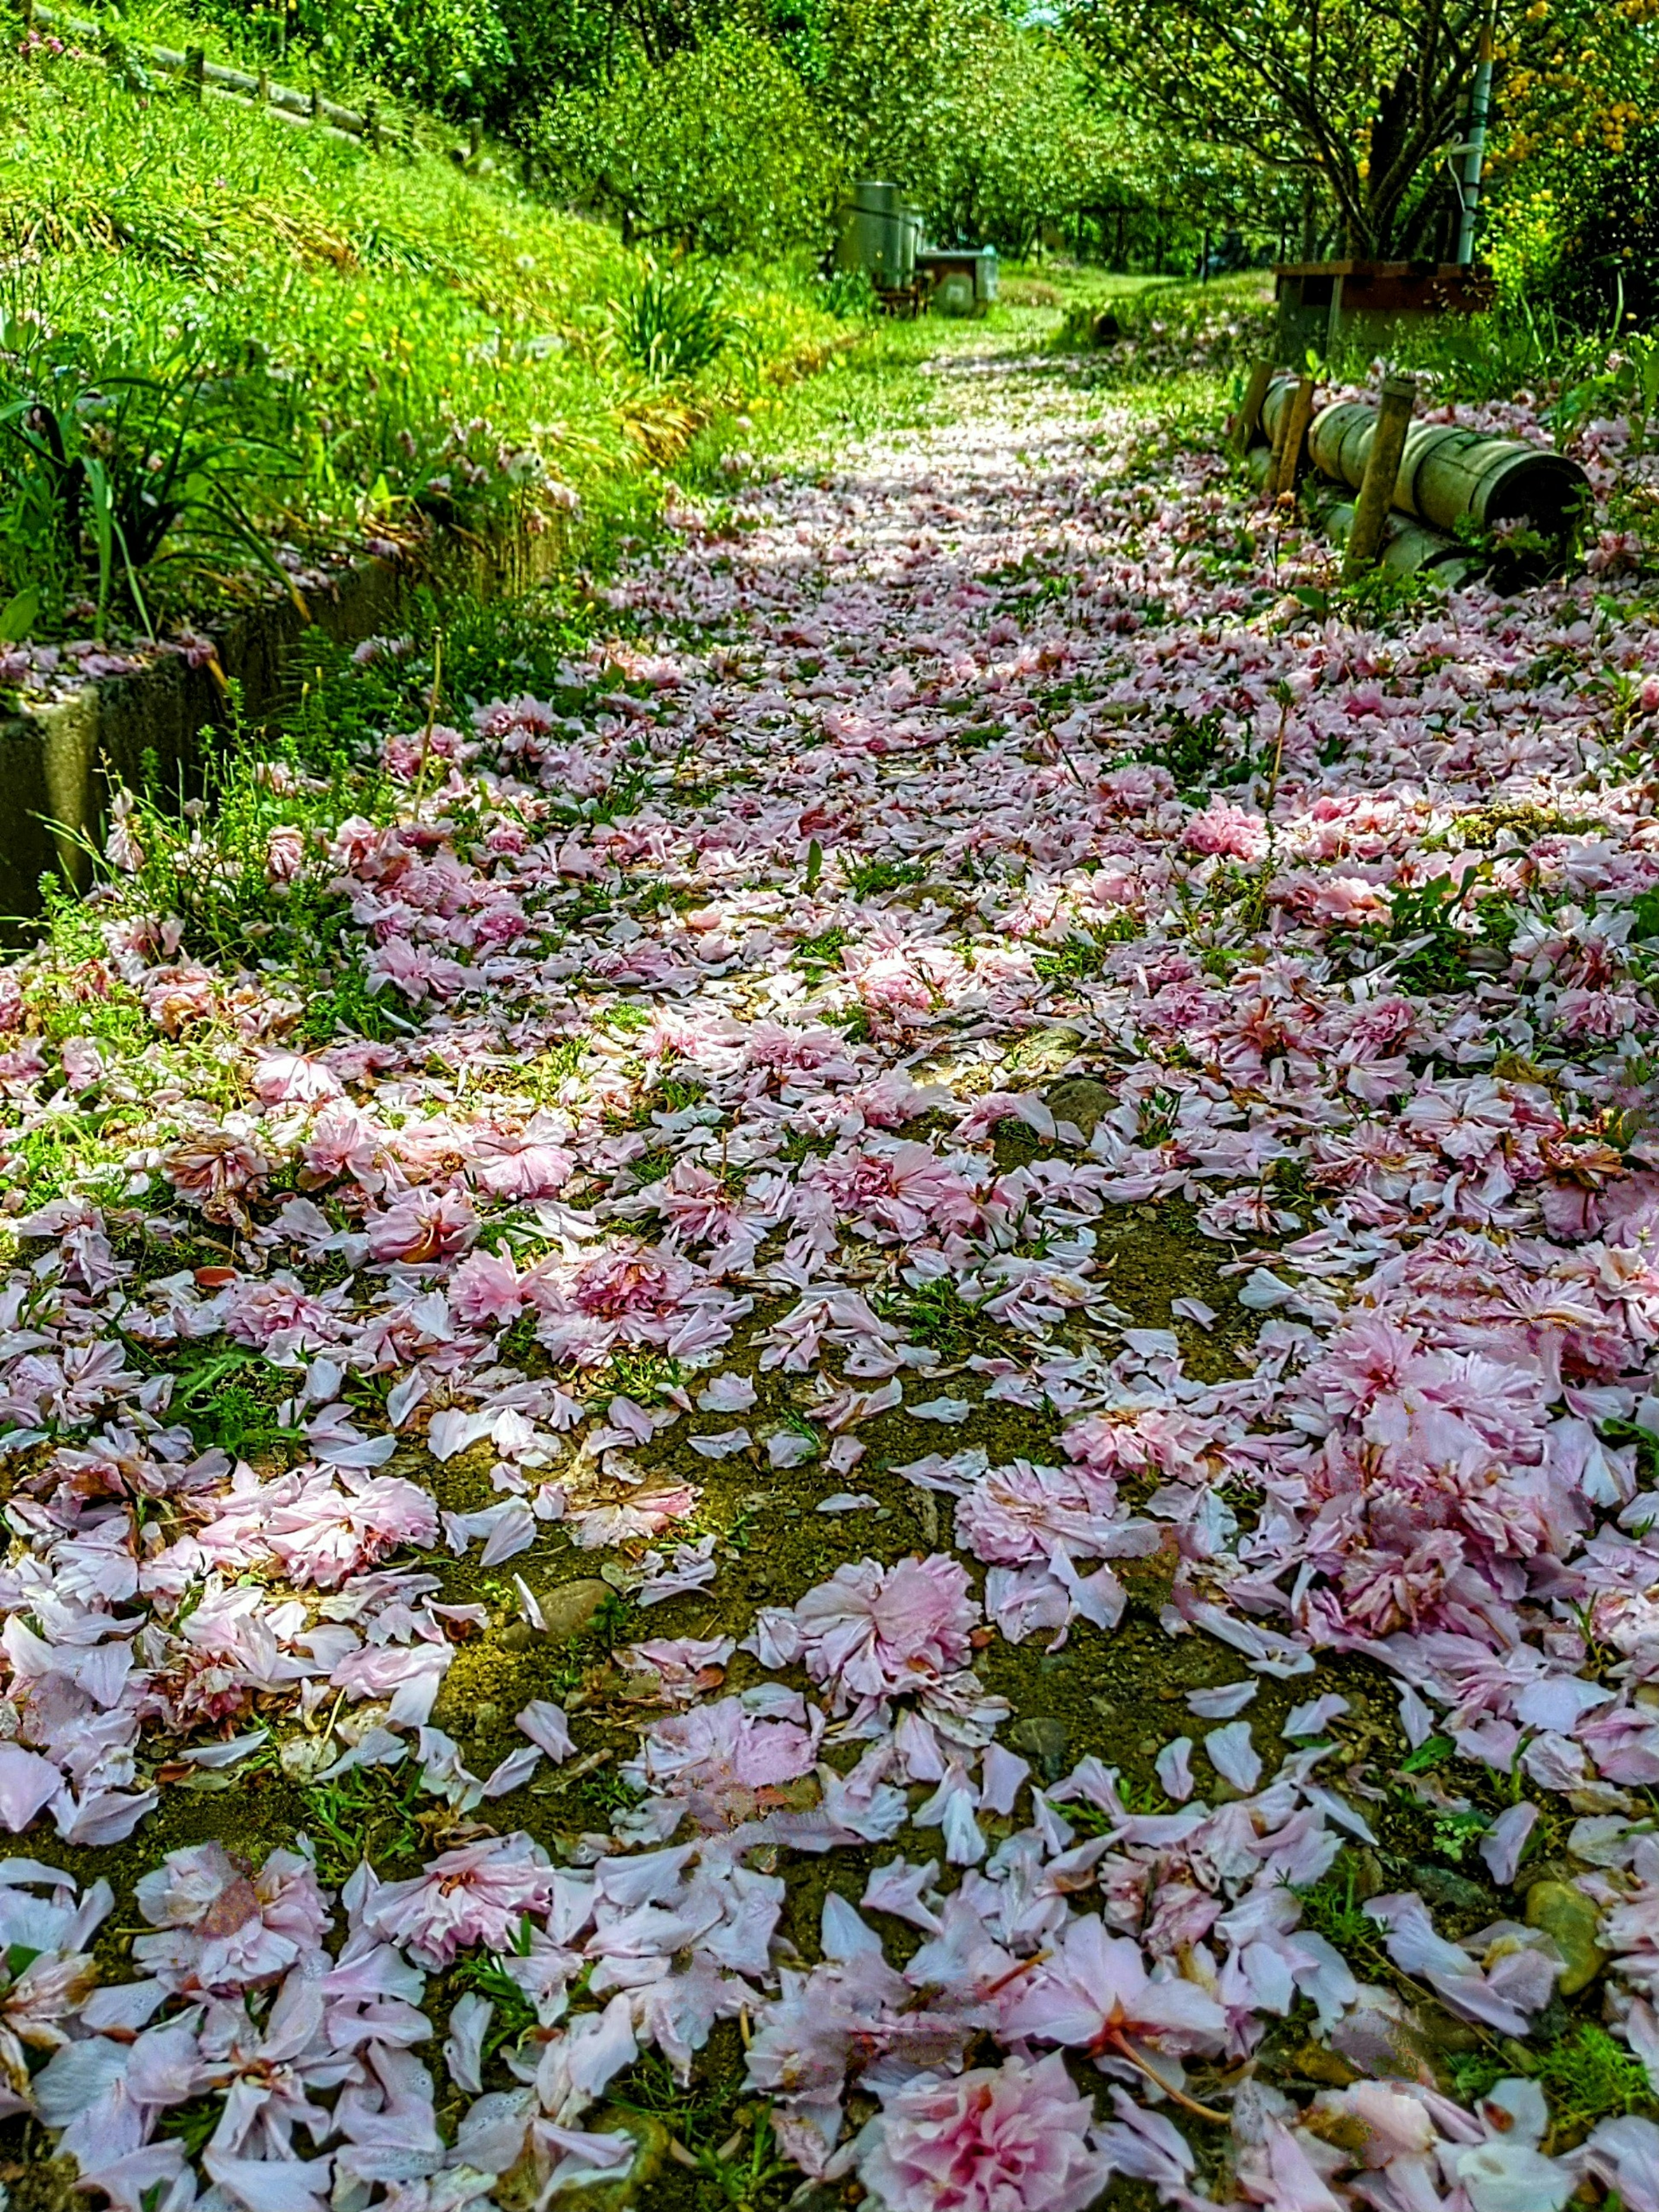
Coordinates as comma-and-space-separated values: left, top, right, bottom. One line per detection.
0, 26, 839, 687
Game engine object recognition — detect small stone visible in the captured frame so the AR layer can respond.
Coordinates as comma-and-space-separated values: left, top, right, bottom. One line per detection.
1525, 1878, 1607, 1996
1292, 2041, 1360, 2089
499, 1623, 534, 1653
1412, 1864, 1490, 1916
1046, 1076, 1115, 1141
1009, 1716, 1070, 1782
496, 2107, 666, 2212
533, 1579, 613, 1642
1011, 1024, 1084, 1073
278, 1735, 337, 1783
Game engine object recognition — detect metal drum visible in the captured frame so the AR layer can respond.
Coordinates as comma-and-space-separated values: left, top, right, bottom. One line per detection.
836, 181, 917, 289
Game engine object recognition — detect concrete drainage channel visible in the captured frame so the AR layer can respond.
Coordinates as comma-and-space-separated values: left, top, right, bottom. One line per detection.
0, 519, 565, 942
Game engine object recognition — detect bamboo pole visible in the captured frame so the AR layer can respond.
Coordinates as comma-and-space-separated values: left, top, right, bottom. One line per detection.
1232, 359, 1275, 456
1273, 375, 1317, 499
1343, 375, 1418, 576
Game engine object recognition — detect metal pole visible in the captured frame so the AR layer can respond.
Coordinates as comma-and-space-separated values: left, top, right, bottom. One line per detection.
1456, 19, 1494, 265
1344, 375, 1417, 576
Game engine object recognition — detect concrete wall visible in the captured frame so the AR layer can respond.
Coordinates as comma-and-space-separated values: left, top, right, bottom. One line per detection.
0, 517, 565, 942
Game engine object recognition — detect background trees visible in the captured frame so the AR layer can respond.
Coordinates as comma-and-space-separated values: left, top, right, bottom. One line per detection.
187, 0, 1659, 308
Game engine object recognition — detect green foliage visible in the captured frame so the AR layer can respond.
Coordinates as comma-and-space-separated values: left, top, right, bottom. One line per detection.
842, 855, 925, 899
151, 1342, 304, 1459
300, 1760, 428, 1884
613, 264, 736, 384
1122, 696, 1261, 792
1450, 2024, 1657, 2139
1032, 924, 1138, 981
0, 36, 835, 642
792, 924, 849, 976
449, 1930, 540, 2057
874, 1275, 986, 1358
0, 318, 291, 635
543, 27, 834, 257
814, 267, 877, 321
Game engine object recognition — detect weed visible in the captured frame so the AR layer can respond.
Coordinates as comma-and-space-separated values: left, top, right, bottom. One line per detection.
612, 2046, 744, 2152
1294, 1862, 1387, 1965
1431, 1808, 1491, 1864
792, 925, 849, 977
1032, 921, 1138, 982
139, 1342, 302, 1460
601, 1348, 685, 1403
614, 264, 735, 384
449, 1924, 540, 2059
874, 1276, 988, 1361
1133, 706, 1252, 795
299, 1760, 426, 1885
842, 855, 925, 900
1450, 2024, 1656, 2141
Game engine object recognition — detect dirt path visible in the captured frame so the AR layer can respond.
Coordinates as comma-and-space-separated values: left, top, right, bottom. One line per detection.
2, 332, 1658, 2209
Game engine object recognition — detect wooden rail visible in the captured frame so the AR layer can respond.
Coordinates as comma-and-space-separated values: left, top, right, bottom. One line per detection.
15, 1, 537, 180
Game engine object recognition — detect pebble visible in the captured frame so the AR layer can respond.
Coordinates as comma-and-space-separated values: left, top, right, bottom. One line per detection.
533, 1579, 613, 1642
1008, 1716, 1070, 1781
1013, 1024, 1084, 1071
1045, 1075, 1116, 1140
1411, 1865, 1491, 1916
278, 1735, 336, 1783
1525, 1878, 1607, 1995
499, 1623, 534, 1653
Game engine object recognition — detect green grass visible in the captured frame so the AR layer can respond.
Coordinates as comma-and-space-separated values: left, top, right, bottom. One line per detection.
1450, 2024, 1657, 2142
0, 37, 840, 641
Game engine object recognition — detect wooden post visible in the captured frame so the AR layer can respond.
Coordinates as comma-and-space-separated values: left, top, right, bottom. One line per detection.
1343, 374, 1417, 577
467, 118, 483, 163
309, 85, 322, 124
21, 0, 35, 34
1232, 359, 1275, 455
364, 97, 381, 149
1273, 374, 1317, 499
520, 146, 536, 189
184, 44, 205, 97
256, 66, 270, 104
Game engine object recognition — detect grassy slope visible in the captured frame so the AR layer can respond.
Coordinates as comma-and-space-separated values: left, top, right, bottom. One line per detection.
0, 33, 840, 643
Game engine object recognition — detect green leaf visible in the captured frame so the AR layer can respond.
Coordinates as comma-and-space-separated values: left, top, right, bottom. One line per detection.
0, 586, 40, 644
1401, 1734, 1454, 1773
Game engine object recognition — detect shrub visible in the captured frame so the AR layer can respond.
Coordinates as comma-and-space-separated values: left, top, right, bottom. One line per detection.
540, 26, 835, 257
613, 264, 735, 382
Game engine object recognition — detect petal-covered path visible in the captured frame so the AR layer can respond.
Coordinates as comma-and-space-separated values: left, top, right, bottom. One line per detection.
3, 332, 1659, 2212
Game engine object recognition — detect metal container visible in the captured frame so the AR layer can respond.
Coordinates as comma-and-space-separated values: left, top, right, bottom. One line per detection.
915, 246, 999, 318
836, 180, 917, 289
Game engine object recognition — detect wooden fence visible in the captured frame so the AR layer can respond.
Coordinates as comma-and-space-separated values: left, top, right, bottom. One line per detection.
16, 2, 535, 181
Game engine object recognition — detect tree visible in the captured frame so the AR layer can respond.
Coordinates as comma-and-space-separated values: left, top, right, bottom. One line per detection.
540, 25, 836, 254
1061, 0, 1509, 260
